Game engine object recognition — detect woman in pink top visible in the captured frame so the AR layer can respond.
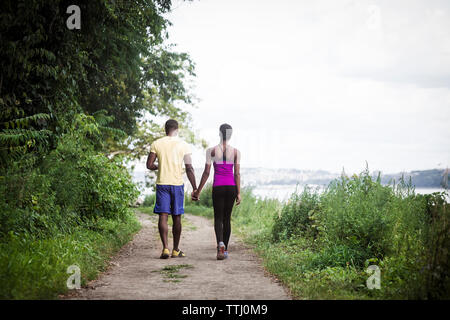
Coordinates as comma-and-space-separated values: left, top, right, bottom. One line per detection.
194, 124, 241, 260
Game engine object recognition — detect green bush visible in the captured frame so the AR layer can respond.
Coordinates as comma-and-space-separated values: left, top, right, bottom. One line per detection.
317, 169, 395, 262
424, 192, 450, 299
306, 243, 371, 270
0, 116, 139, 239
0, 113, 141, 299
185, 166, 450, 299
272, 186, 321, 241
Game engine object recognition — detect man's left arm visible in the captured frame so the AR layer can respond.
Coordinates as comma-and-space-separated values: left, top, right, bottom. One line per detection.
183, 153, 197, 192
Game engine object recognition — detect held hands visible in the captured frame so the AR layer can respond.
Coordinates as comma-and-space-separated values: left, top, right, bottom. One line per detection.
235, 193, 241, 206
191, 189, 200, 201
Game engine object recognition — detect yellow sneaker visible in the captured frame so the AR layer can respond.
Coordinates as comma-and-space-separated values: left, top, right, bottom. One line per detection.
160, 248, 170, 259
171, 249, 186, 258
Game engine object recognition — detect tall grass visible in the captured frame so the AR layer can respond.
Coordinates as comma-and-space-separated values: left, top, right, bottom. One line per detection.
231, 187, 281, 241
271, 170, 449, 299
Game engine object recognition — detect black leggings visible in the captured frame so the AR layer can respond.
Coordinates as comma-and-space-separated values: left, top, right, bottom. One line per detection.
212, 185, 237, 250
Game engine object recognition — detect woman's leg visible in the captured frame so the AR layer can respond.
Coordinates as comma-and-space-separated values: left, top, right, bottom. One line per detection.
212, 187, 225, 245
223, 186, 237, 250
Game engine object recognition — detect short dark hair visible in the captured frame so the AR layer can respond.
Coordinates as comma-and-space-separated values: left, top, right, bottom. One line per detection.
219, 123, 232, 141
165, 119, 178, 135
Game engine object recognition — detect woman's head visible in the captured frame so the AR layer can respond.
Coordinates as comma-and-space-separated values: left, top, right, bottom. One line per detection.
219, 123, 232, 142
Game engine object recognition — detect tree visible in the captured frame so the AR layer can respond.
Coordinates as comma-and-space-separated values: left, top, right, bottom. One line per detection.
0, 0, 199, 167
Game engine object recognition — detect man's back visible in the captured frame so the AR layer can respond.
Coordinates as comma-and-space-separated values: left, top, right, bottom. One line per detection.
150, 135, 190, 186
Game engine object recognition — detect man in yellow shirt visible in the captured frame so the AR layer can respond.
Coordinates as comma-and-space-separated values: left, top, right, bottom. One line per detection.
146, 119, 198, 259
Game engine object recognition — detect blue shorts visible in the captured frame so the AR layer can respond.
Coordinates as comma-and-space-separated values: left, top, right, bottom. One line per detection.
153, 184, 185, 215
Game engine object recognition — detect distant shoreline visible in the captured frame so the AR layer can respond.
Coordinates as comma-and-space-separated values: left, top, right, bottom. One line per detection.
131, 167, 448, 191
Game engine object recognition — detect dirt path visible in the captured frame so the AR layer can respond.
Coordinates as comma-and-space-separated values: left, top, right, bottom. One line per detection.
64, 211, 290, 300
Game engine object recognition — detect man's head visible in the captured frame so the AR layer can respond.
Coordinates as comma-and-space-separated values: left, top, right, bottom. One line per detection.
165, 119, 179, 135
219, 123, 232, 142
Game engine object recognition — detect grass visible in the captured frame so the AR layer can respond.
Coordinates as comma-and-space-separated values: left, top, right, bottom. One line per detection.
153, 264, 194, 283
250, 237, 372, 299
0, 210, 141, 299
184, 204, 213, 219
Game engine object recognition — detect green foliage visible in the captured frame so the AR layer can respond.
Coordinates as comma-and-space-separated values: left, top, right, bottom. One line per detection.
272, 186, 320, 241
316, 168, 396, 262
0, 114, 139, 239
254, 238, 370, 299
423, 192, 450, 299
0, 211, 140, 299
0, 113, 140, 299
0, 0, 197, 165
195, 166, 448, 300
304, 243, 370, 271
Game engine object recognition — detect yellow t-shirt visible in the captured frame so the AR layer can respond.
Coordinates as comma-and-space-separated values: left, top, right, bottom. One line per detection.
150, 136, 191, 186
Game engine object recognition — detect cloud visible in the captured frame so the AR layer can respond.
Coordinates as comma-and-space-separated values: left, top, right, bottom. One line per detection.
165, 0, 450, 172
328, 0, 450, 87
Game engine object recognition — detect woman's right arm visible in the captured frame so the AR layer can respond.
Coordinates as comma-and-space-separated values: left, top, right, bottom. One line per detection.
197, 164, 211, 194
195, 148, 212, 198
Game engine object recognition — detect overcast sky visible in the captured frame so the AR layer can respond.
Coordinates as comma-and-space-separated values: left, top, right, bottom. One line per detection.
161, 0, 450, 174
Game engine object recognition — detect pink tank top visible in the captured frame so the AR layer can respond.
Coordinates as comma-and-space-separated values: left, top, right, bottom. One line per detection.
212, 146, 236, 187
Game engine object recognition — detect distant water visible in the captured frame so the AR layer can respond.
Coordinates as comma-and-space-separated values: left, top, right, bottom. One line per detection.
250, 184, 326, 202
131, 170, 448, 202
251, 184, 449, 202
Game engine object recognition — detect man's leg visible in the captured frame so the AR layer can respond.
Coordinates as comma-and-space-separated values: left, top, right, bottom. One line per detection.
172, 214, 182, 251
154, 185, 171, 253
171, 185, 186, 255
158, 213, 169, 249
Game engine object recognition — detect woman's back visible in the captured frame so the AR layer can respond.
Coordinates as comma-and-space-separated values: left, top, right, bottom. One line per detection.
210, 144, 236, 187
